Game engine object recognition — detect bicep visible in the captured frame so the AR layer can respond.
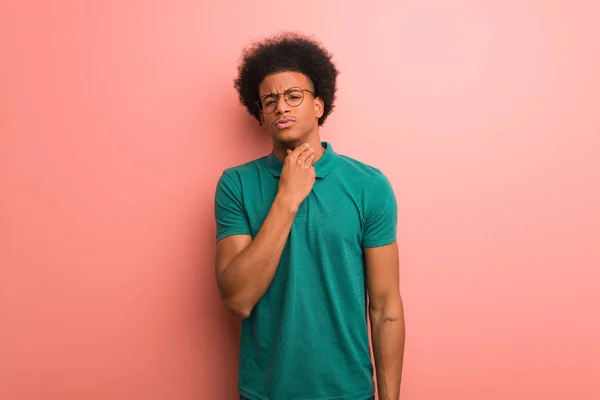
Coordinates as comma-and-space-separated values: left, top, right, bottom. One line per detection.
362, 174, 397, 248
214, 171, 252, 276
364, 242, 400, 311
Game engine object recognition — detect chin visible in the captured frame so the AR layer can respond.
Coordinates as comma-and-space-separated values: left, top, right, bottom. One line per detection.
270, 129, 304, 145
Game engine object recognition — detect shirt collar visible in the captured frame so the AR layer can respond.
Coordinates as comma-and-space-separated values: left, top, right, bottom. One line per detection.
266, 141, 339, 179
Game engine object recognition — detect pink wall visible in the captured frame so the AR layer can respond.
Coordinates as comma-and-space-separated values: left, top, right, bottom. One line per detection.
1, 1, 599, 399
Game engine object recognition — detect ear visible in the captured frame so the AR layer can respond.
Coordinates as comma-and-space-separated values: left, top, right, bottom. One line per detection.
259, 111, 267, 130
314, 97, 325, 119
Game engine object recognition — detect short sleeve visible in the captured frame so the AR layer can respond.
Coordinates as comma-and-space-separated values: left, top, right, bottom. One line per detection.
214, 171, 252, 242
362, 173, 398, 248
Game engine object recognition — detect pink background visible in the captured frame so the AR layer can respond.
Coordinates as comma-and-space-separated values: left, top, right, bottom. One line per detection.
1, 1, 599, 399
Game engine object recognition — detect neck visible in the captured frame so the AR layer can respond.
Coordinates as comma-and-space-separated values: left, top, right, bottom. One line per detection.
272, 132, 325, 163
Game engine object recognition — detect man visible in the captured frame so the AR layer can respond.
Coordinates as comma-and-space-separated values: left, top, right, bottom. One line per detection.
214, 32, 405, 400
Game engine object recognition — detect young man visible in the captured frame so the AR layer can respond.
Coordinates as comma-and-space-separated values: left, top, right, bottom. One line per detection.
214, 32, 405, 400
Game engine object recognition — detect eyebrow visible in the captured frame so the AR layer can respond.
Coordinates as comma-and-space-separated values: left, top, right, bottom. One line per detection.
259, 91, 282, 99
259, 87, 298, 99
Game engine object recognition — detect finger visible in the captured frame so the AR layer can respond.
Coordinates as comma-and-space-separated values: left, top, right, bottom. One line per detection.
290, 143, 311, 159
297, 147, 314, 165
303, 154, 315, 168
284, 148, 293, 163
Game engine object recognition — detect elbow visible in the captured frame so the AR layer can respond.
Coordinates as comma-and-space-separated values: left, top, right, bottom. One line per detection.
223, 297, 253, 319
369, 293, 404, 319
230, 306, 252, 320
216, 276, 254, 319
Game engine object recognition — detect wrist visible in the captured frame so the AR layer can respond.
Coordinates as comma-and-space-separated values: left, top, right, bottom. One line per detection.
274, 192, 300, 215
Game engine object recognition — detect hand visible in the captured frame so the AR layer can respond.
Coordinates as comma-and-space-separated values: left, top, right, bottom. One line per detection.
276, 143, 316, 211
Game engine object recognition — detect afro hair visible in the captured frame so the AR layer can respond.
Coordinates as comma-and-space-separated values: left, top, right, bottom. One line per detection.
234, 32, 339, 126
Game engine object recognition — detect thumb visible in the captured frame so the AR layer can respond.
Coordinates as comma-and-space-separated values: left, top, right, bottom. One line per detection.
286, 149, 291, 155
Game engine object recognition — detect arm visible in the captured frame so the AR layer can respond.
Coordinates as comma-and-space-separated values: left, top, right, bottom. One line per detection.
365, 242, 405, 400
215, 195, 297, 318
214, 144, 316, 318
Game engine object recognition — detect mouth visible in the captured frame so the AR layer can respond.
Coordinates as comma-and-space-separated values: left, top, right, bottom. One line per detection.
273, 118, 295, 129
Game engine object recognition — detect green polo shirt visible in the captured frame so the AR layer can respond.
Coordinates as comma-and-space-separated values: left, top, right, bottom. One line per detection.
214, 141, 397, 400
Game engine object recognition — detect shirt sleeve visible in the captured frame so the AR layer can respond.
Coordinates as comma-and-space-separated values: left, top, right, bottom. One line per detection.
214, 171, 252, 242
361, 173, 398, 248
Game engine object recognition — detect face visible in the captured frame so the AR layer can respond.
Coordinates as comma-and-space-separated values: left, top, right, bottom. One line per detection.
257, 71, 324, 146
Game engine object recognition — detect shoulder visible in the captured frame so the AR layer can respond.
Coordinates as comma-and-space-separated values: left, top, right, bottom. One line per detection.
218, 156, 268, 184
334, 153, 397, 213
222, 155, 268, 177
215, 156, 268, 203
335, 153, 390, 186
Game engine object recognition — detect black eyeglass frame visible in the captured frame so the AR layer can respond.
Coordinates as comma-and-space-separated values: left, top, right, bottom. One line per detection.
255, 87, 316, 114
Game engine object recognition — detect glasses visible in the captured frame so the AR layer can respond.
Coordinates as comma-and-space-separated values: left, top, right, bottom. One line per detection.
256, 87, 315, 114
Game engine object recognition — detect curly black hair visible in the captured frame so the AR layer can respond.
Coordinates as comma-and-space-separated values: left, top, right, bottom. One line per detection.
234, 32, 339, 126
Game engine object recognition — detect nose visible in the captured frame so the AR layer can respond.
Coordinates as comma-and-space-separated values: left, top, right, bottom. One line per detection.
275, 94, 290, 114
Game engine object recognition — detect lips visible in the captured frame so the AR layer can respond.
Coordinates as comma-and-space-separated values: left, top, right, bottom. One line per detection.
274, 118, 295, 129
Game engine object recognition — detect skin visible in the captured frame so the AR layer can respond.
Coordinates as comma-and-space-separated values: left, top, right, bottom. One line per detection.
366, 243, 406, 399
215, 71, 405, 398
258, 71, 325, 162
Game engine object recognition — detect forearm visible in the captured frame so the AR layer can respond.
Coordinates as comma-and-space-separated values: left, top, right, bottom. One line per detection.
370, 295, 405, 400
218, 194, 297, 317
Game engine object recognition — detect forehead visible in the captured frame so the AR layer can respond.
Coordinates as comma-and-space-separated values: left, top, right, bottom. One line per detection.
258, 71, 310, 96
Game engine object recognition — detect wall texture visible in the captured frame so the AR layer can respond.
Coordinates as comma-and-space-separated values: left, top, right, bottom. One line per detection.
1, 1, 599, 399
